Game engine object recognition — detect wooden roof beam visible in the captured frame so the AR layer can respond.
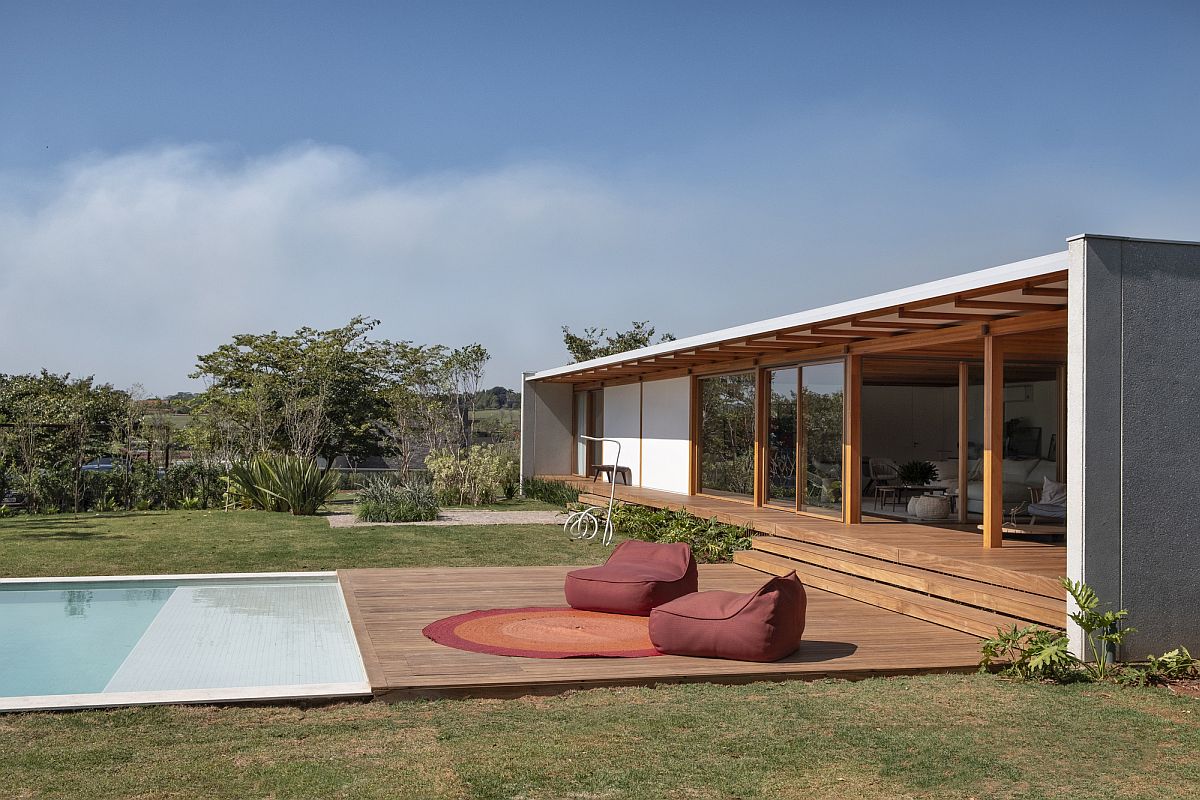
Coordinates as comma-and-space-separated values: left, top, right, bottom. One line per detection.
955, 297, 1066, 312
898, 307, 999, 322
804, 328, 875, 340
845, 318, 947, 331
772, 333, 855, 344
1022, 286, 1069, 298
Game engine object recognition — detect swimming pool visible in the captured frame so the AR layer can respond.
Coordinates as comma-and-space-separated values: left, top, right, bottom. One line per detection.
0, 572, 371, 711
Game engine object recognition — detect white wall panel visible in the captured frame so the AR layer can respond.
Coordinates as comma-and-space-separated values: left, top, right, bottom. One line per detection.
640, 377, 691, 494
601, 383, 641, 485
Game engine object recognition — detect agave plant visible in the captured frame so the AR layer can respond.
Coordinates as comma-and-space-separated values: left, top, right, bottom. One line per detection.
228, 455, 340, 516
227, 459, 289, 512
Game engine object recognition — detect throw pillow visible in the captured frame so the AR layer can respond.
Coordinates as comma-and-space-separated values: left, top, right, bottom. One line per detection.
1042, 476, 1067, 506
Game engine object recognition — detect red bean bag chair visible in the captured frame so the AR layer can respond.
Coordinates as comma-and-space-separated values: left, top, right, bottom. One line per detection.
648, 571, 806, 662
564, 540, 698, 616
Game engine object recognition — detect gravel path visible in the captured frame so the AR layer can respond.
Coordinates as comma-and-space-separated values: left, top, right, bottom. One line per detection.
326, 510, 568, 528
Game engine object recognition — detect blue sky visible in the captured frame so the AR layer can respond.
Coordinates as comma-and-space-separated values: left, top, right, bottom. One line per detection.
2, 1, 1199, 392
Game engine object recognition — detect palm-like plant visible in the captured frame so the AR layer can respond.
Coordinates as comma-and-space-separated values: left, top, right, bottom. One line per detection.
228, 455, 339, 516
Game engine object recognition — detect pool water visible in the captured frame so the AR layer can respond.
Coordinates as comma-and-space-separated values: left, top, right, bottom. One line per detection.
0, 574, 369, 707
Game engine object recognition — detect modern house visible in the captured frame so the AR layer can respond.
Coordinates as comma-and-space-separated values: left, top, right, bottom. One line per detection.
521, 234, 1200, 657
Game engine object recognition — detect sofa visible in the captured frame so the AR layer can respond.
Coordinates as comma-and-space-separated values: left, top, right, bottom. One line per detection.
928, 458, 1057, 515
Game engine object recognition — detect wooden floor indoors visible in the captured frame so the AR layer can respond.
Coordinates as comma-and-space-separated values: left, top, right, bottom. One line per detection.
338, 565, 986, 700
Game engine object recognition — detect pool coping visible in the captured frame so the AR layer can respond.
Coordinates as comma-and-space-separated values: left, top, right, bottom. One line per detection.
0, 682, 373, 712
0, 570, 338, 585
0, 571, 373, 713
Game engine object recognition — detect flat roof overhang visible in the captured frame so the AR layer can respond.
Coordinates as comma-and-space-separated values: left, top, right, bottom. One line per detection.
531, 250, 1069, 387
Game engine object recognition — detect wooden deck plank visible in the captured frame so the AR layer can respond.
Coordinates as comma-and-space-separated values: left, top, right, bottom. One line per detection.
339, 564, 986, 700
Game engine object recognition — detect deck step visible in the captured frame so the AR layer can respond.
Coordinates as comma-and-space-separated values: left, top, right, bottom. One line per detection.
750, 536, 1064, 628
577, 492, 636, 510
763, 525, 1065, 600
734, 549, 1052, 639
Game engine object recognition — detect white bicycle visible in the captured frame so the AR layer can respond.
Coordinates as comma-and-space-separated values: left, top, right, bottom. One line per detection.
564, 436, 620, 546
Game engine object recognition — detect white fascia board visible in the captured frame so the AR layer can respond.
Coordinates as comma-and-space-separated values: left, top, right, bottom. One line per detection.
530, 250, 1068, 380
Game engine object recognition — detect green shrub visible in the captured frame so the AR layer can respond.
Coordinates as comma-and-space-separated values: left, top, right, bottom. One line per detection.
93, 494, 119, 513
354, 475, 439, 523
356, 474, 400, 506
609, 503, 753, 563
521, 478, 580, 507
980, 624, 1078, 682
228, 454, 339, 516
1119, 646, 1199, 686
981, 579, 1196, 686
162, 463, 225, 509
426, 444, 518, 506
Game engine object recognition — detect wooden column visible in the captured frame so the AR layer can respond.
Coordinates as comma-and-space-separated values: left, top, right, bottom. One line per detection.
957, 360, 970, 524
1056, 363, 1067, 483
843, 355, 863, 524
688, 375, 700, 495
982, 334, 1005, 548
638, 380, 644, 488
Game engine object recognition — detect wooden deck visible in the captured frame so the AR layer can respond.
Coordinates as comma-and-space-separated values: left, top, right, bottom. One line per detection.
548, 476, 1068, 636
338, 565, 986, 700
555, 477, 1066, 596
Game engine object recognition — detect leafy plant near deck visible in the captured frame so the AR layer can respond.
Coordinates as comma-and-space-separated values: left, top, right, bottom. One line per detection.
521, 477, 580, 507
1118, 646, 1199, 687
980, 624, 1077, 681
227, 454, 339, 515
609, 503, 752, 563
981, 577, 1195, 687
1064, 577, 1134, 682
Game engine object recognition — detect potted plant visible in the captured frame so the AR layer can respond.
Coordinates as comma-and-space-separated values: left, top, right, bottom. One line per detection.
896, 460, 938, 486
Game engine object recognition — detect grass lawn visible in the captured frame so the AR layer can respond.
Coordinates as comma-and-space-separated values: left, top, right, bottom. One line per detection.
2, 675, 1198, 799
0, 509, 610, 577
3, 509, 1197, 799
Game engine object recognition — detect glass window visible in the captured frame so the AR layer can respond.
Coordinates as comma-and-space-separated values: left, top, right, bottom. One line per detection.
766, 368, 798, 507
698, 373, 756, 499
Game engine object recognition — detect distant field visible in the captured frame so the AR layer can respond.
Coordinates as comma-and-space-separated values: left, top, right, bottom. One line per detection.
471, 408, 520, 439
471, 408, 519, 424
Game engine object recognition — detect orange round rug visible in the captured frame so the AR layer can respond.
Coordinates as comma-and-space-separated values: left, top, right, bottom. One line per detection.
422, 607, 662, 658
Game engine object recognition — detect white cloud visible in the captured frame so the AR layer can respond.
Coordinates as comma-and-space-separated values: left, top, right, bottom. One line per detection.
1, 136, 1197, 394
0, 144, 679, 391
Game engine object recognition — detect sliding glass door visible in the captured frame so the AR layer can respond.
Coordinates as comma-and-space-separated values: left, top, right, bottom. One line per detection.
801, 362, 845, 517
763, 361, 845, 518
573, 390, 604, 475
698, 373, 756, 499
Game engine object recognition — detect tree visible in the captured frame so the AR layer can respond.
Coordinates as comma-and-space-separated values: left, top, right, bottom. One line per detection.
561, 321, 676, 363
375, 341, 492, 478
191, 316, 388, 461
0, 371, 127, 512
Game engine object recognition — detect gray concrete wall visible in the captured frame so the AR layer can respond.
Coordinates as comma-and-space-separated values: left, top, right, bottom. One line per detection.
519, 374, 574, 482
1068, 234, 1200, 656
